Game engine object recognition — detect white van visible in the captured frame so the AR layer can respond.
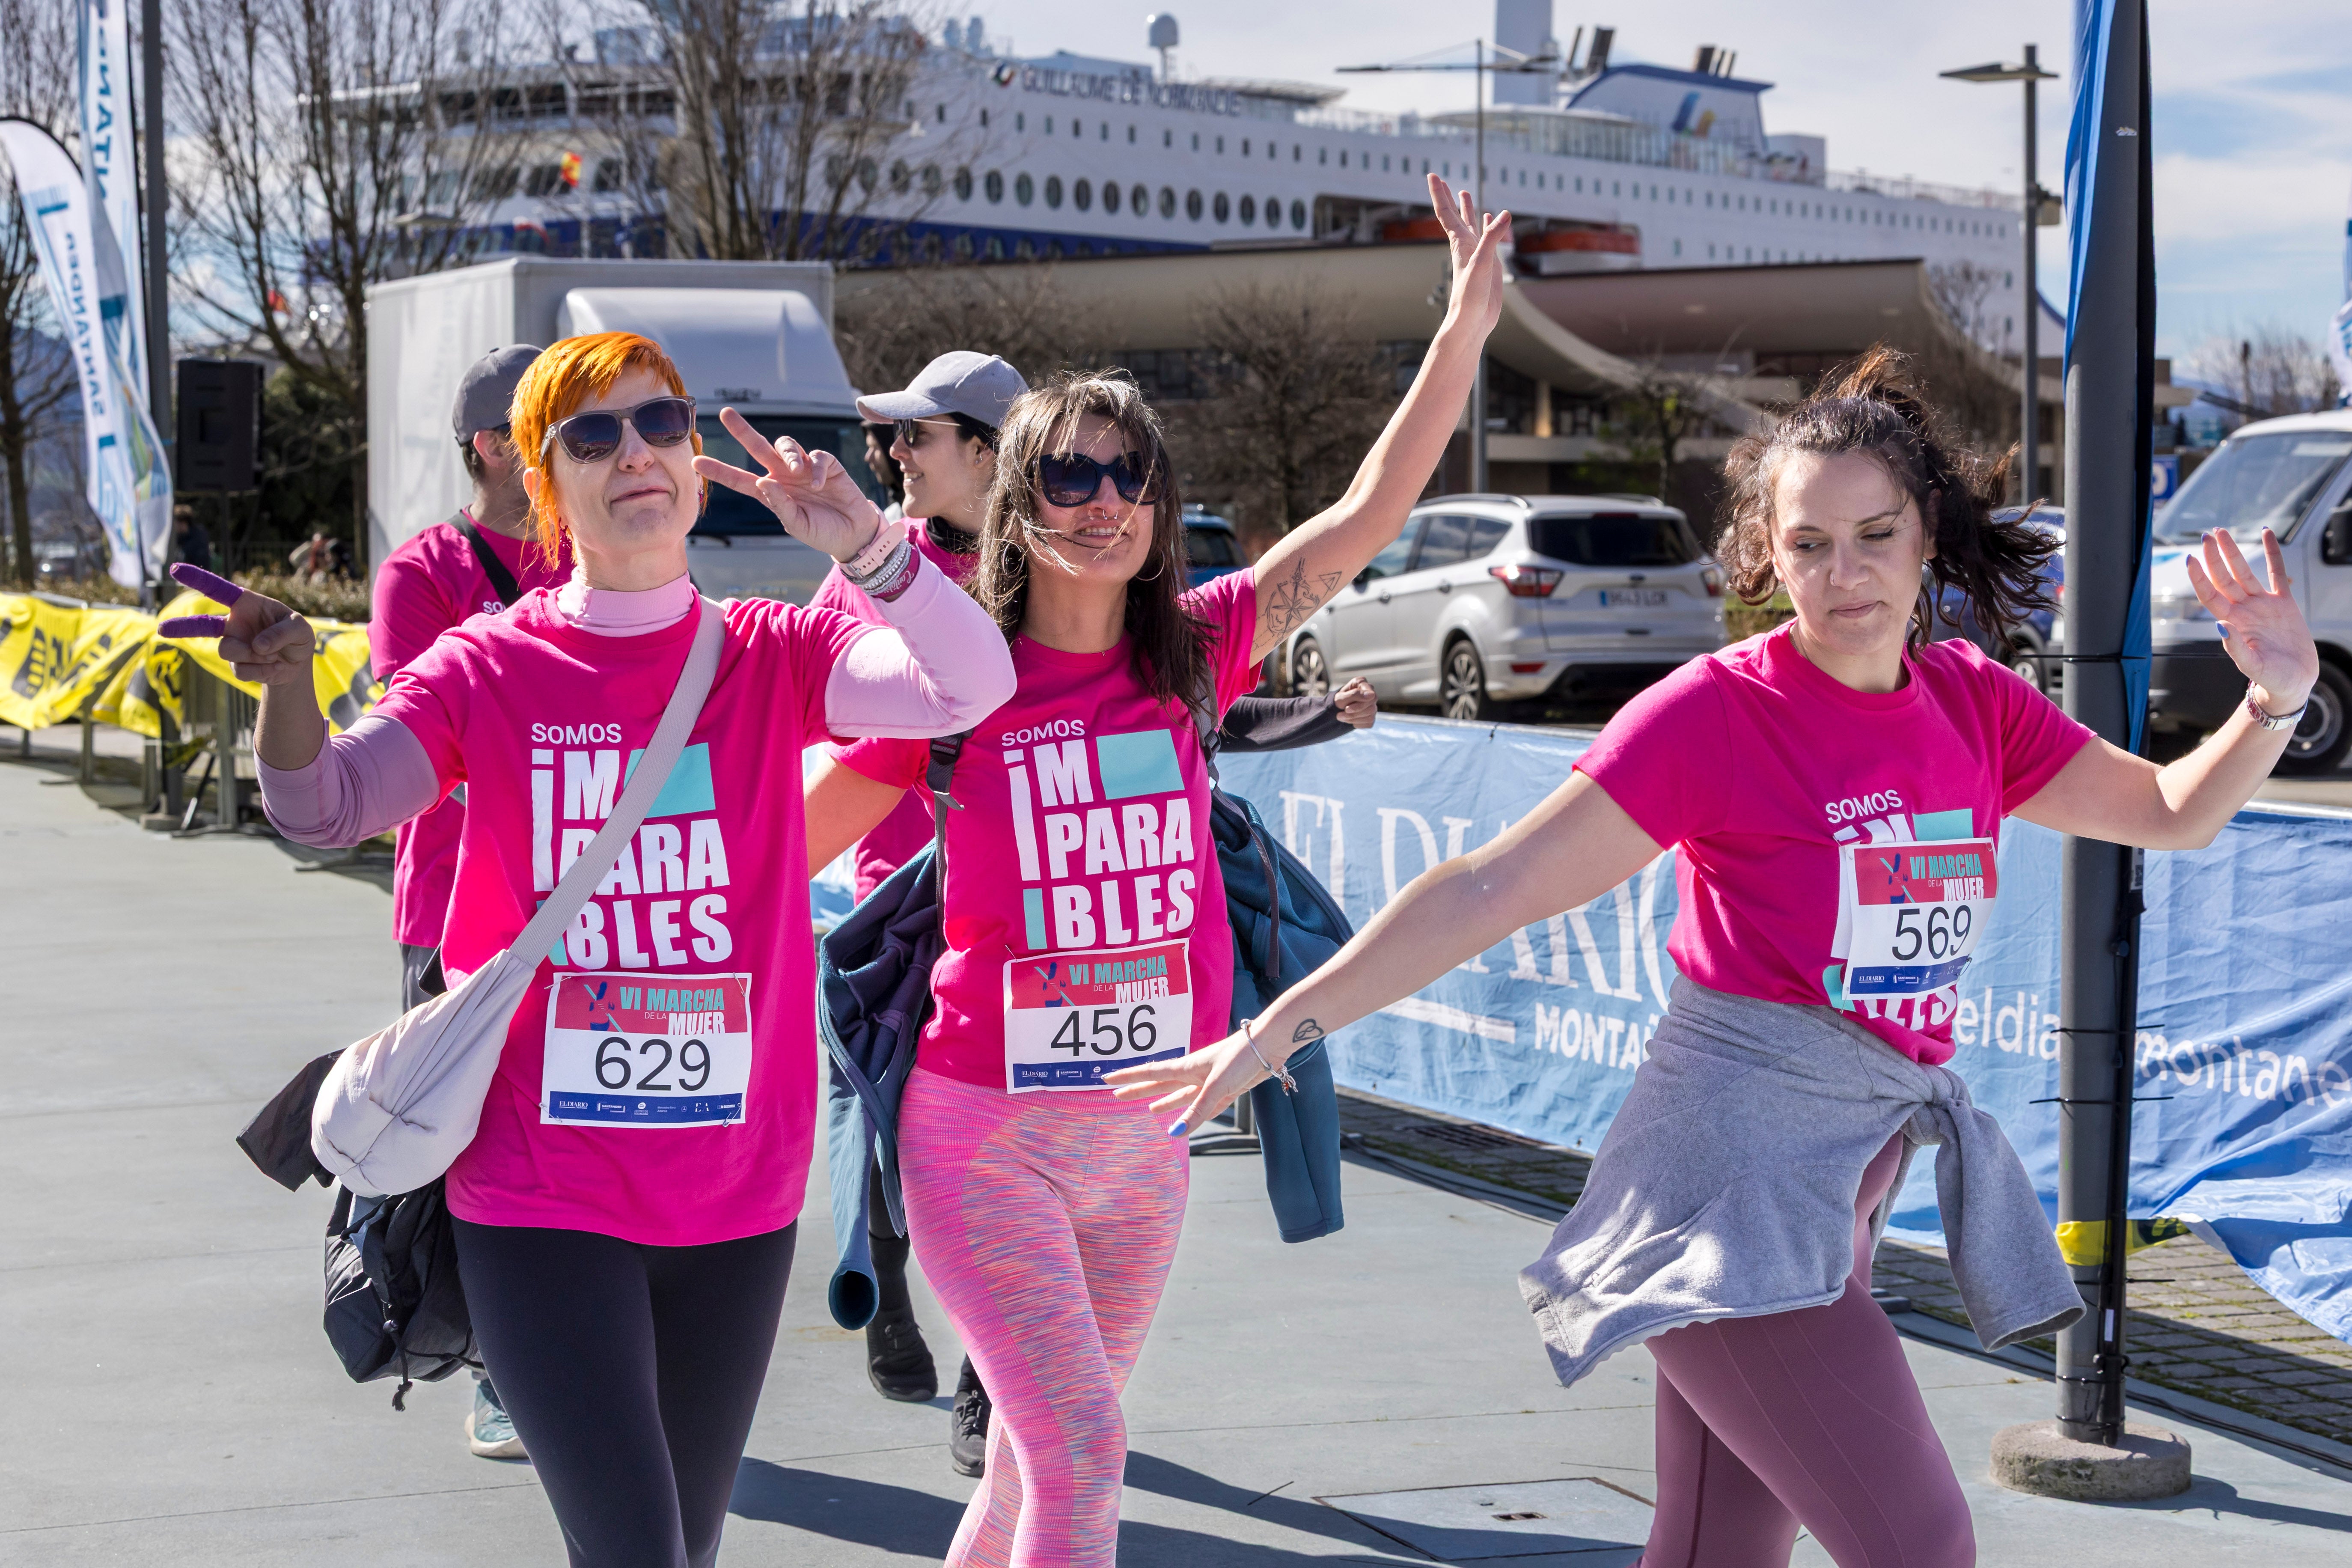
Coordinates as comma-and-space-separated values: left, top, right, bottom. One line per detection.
367, 258, 883, 605
2149, 411, 2352, 774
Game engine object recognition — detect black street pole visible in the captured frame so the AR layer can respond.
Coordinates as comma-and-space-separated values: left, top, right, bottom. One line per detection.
2021, 44, 2040, 507
2055, 0, 2154, 1448
141, 0, 169, 459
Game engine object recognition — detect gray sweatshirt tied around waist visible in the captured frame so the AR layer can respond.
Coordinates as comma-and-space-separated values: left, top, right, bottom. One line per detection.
1519, 977, 2082, 1388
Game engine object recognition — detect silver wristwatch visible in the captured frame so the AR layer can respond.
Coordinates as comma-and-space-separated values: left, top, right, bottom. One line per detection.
2245, 687, 2307, 732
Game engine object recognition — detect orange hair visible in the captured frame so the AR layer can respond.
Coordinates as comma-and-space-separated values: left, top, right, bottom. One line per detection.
508, 331, 698, 569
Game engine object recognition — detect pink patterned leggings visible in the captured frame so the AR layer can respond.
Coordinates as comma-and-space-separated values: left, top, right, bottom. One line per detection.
1640, 1135, 1976, 1568
898, 1066, 1189, 1568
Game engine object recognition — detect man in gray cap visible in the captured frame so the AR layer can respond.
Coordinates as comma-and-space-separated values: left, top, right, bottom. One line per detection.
366, 343, 568, 1462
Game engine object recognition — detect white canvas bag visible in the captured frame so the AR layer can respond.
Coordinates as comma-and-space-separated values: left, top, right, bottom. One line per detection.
312, 600, 726, 1197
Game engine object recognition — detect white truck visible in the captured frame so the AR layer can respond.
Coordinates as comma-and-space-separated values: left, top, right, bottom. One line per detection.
366, 257, 877, 604
2148, 409, 2352, 774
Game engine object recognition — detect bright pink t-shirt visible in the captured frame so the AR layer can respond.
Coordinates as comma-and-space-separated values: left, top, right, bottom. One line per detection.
810, 524, 978, 900
839, 568, 1259, 1092
1574, 624, 2093, 1066
371, 590, 863, 1245
370, 514, 573, 946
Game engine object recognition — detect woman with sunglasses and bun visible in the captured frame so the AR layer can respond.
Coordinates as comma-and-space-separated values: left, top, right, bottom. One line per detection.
199, 331, 1014, 1568
804, 178, 1509, 1568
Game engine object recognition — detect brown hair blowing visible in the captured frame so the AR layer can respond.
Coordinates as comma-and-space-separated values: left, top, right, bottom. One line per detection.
1718, 345, 2058, 648
969, 371, 1212, 705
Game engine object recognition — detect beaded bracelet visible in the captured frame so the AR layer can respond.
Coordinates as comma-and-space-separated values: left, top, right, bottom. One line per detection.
845, 536, 919, 603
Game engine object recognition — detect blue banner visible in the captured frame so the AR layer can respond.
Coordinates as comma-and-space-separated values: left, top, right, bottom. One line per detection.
1210, 716, 2352, 1343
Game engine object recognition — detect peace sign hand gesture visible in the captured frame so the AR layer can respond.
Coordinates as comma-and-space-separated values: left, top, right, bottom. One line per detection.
1426, 172, 1512, 339
692, 407, 883, 562
157, 564, 316, 687
2184, 527, 2319, 716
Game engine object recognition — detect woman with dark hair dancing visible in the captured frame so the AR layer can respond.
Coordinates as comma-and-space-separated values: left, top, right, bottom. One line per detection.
1113, 346, 2320, 1567
803, 176, 1508, 1567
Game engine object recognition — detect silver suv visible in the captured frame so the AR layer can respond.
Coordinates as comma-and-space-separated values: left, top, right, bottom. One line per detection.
1285, 494, 1727, 719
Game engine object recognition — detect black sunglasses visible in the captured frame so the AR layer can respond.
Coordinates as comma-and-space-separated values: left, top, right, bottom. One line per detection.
1036, 451, 1154, 508
541, 396, 697, 464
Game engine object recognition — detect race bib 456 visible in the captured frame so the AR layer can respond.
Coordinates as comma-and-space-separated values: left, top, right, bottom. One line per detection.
1003, 938, 1192, 1093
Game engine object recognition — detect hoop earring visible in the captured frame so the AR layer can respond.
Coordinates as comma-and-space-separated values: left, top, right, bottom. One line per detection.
1133, 551, 1165, 583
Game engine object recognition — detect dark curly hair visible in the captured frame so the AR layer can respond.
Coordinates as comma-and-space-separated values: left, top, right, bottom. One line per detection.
1718, 345, 2057, 647
967, 371, 1211, 705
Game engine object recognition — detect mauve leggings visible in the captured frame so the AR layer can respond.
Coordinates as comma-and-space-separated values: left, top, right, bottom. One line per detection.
898, 1066, 1190, 1568
1638, 1135, 1976, 1568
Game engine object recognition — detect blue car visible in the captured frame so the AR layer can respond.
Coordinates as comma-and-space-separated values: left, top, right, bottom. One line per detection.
1934, 506, 2064, 693
1183, 505, 1246, 590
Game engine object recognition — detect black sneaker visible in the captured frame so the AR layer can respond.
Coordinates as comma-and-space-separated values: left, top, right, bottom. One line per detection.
866, 1304, 938, 1403
949, 1358, 991, 1478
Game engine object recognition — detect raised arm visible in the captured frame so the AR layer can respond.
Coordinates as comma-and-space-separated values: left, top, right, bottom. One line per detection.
2015, 528, 2317, 850
1106, 769, 1663, 1130
1246, 177, 1511, 664
823, 550, 1017, 737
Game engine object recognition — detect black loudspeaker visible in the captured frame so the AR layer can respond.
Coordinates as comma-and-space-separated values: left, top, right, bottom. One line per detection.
175, 359, 264, 493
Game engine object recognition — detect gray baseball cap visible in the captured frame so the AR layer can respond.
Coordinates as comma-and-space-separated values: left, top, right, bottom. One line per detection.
856, 351, 1027, 432
452, 345, 543, 440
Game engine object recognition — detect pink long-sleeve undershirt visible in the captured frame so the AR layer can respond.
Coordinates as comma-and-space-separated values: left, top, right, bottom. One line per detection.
260, 552, 1011, 847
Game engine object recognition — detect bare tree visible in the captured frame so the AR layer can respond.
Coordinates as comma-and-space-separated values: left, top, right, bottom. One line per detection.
0, 0, 80, 586
1604, 357, 1738, 503
834, 261, 1097, 393
168, 0, 529, 571
1166, 280, 1393, 541
1928, 259, 2003, 354
561, 0, 961, 264
2182, 325, 2343, 419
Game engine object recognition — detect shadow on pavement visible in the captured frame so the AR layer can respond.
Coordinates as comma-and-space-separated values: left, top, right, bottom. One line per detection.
728, 1455, 1413, 1564
2114, 1476, 2352, 1532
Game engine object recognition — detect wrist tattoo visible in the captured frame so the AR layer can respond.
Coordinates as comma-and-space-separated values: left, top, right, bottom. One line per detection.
1291, 1019, 1326, 1044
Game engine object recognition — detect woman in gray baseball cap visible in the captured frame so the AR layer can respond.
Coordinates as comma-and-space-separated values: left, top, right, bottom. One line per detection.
857, 350, 1026, 561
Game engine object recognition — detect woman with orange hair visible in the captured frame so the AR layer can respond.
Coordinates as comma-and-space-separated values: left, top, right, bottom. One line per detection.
178, 331, 1016, 1566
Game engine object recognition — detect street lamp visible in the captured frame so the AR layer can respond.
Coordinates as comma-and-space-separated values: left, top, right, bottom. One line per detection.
1942, 46, 2061, 508
1340, 39, 1558, 493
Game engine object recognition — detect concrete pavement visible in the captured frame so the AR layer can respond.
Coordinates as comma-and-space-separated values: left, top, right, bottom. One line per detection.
4, 750, 2351, 1565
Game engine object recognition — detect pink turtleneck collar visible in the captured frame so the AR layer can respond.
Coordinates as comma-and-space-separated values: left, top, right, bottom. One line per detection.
554, 568, 698, 636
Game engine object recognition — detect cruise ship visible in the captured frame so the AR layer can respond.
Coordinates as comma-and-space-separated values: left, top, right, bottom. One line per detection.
458, 6, 2037, 353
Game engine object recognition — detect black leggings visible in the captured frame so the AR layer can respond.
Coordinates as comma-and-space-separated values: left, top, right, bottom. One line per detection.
452, 1218, 797, 1568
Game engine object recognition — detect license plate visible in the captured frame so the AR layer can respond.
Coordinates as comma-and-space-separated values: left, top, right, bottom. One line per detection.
1598, 589, 1667, 607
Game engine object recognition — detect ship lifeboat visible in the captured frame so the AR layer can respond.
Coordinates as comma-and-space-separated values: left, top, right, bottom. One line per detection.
1378, 216, 1641, 274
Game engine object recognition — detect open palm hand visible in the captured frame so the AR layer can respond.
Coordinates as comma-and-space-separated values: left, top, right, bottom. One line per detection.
1426, 173, 1511, 337
2185, 528, 2319, 714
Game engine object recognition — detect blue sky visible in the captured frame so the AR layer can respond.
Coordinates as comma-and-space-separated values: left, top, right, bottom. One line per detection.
969, 1, 2352, 358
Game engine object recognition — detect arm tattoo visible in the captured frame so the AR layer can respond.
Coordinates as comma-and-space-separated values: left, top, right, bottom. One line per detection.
1261, 556, 1344, 641
1291, 1019, 1326, 1044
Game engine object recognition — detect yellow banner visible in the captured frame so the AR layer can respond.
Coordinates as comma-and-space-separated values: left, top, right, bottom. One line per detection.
0, 595, 155, 730
2052, 1217, 2194, 1267
153, 588, 382, 737
0, 590, 378, 738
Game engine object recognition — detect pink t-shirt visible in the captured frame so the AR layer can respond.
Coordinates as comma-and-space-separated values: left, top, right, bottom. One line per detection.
1575, 624, 2093, 1066
372, 590, 863, 1244
371, 514, 573, 946
810, 524, 978, 900
838, 569, 1259, 1092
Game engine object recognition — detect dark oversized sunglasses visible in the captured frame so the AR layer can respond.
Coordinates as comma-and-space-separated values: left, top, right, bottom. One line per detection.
541, 396, 697, 464
1036, 450, 1154, 508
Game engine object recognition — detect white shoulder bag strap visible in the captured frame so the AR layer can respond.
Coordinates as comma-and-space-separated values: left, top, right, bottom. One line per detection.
315, 599, 728, 1196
